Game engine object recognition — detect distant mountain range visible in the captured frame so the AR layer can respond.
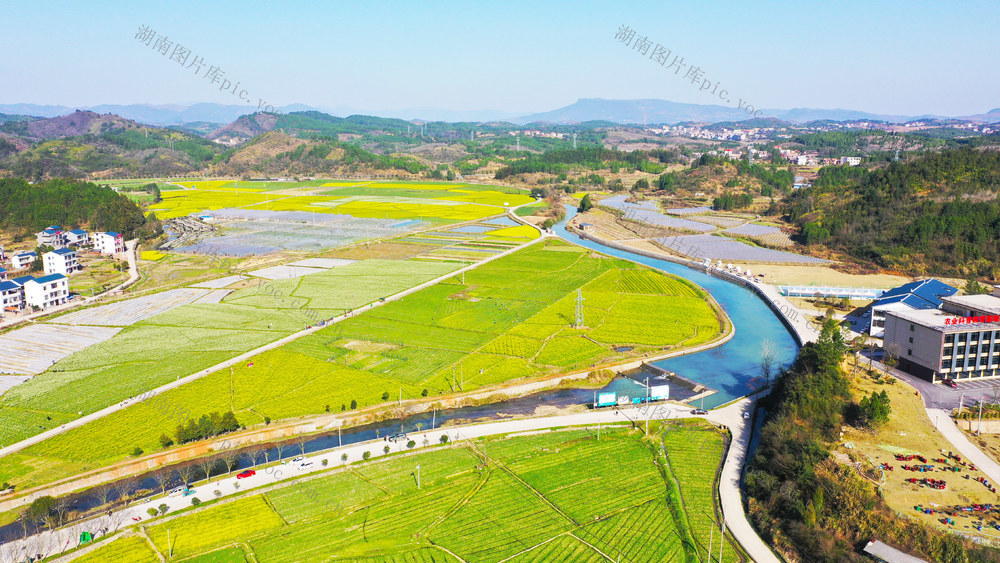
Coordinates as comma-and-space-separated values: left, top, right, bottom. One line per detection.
515, 98, 1000, 125
1, 99, 998, 126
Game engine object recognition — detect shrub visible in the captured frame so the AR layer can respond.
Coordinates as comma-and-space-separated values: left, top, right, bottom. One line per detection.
421, 388, 429, 397
362, 451, 371, 460
132, 447, 144, 457
159, 433, 174, 448
381, 391, 390, 401
406, 440, 416, 449
350, 400, 358, 410
384, 445, 391, 454
341, 453, 348, 463
191, 497, 201, 506
321, 459, 328, 467
213, 490, 222, 498
439, 435, 449, 444
158, 503, 169, 515
147, 508, 159, 517
264, 416, 271, 425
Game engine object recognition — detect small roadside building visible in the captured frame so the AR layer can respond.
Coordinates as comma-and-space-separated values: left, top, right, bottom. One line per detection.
93, 231, 125, 254
64, 229, 90, 246
11, 251, 37, 270
0, 280, 22, 312
23, 273, 69, 309
43, 248, 80, 276
36, 225, 66, 248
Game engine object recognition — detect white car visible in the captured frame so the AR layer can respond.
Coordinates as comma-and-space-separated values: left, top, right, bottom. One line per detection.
168, 486, 186, 497
291, 456, 306, 463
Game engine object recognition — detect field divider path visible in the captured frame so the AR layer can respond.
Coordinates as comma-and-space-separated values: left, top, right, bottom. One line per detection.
0, 223, 546, 461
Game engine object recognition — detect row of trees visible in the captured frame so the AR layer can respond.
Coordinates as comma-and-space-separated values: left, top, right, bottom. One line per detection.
171, 411, 241, 445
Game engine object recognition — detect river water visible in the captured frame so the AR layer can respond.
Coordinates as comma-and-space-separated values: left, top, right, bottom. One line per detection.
0, 205, 798, 541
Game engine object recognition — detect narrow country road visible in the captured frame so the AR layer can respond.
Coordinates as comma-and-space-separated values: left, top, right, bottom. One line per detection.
3, 400, 767, 563
0, 223, 544, 460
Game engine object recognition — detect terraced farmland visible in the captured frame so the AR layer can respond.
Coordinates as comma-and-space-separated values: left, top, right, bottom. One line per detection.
63, 426, 735, 563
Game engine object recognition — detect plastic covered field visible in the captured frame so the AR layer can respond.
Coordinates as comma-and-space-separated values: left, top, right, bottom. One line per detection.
656, 234, 828, 263
599, 196, 715, 232
171, 208, 418, 256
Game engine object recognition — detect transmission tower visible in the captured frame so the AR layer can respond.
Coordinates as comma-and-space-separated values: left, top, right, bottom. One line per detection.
574, 289, 584, 328
572, 133, 577, 149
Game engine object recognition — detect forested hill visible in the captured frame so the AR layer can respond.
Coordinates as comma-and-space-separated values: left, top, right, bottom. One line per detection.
785, 147, 1000, 277
0, 178, 159, 239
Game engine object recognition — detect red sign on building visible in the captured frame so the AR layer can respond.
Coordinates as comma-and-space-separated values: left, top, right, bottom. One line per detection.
944, 314, 1000, 325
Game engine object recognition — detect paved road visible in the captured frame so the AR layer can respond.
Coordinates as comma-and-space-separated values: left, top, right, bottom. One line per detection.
714, 397, 782, 563
863, 351, 998, 411
0, 231, 544, 460
3, 401, 774, 563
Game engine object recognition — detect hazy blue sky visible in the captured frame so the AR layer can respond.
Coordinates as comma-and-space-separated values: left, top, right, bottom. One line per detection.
1, 0, 997, 116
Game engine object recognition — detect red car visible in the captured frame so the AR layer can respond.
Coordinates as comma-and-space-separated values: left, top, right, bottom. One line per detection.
236, 469, 256, 479
942, 379, 957, 388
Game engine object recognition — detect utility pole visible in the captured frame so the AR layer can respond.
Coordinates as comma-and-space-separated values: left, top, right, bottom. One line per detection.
432, 407, 436, 430
416, 464, 421, 489
168, 529, 172, 558
718, 520, 725, 562
338, 424, 342, 448
707, 522, 714, 562
399, 387, 402, 406
978, 398, 985, 435
959, 393, 965, 415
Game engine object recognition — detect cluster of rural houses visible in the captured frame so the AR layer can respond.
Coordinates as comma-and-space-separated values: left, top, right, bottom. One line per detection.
778, 148, 861, 167
0, 226, 125, 315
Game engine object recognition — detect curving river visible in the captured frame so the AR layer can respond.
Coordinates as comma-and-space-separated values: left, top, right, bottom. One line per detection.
0, 206, 799, 541
555, 205, 800, 409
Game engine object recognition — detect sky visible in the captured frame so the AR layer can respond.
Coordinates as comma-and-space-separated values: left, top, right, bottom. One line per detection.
1, 0, 997, 117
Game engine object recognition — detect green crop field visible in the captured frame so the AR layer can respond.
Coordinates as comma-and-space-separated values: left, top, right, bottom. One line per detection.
2, 240, 723, 491
65, 426, 736, 563
0, 258, 460, 488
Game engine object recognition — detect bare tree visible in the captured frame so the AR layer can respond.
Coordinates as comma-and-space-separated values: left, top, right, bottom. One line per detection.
759, 338, 777, 388
151, 470, 173, 495
274, 442, 287, 462
94, 482, 114, 506
112, 478, 137, 507
221, 450, 243, 476
246, 446, 265, 468
197, 455, 218, 484
176, 464, 197, 487
16, 510, 31, 540
54, 499, 71, 528
295, 436, 308, 456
